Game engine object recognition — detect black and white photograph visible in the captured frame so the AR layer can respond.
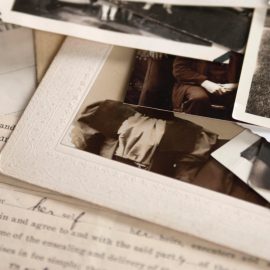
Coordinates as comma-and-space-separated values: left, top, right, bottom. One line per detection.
125, 50, 244, 120
233, 8, 270, 128
11, 0, 252, 49
245, 10, 270, 118
248, 139, 270, 191
211, 130, 270, 203
2, 0, 255, 60
69, 101, 269, 208
60, 46, 269, 208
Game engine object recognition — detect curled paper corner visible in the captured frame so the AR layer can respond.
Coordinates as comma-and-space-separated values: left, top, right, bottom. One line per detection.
238, 123, 270, 142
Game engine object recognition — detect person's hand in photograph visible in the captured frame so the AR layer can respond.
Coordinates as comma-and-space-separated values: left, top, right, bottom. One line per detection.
201, 80, 227, 95
219, 83, 238, 91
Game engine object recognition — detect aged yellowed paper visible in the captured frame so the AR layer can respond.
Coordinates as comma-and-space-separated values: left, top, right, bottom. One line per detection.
0, 181, 269, 270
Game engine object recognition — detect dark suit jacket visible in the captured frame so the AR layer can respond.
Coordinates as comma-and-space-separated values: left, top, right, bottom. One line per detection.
171, 52, 244, 113
172, 51, 244, 86
79, 100, 202, 154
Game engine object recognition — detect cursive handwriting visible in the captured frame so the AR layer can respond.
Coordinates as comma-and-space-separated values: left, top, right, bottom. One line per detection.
70, 211, 85, 230
28, 198, 54, 215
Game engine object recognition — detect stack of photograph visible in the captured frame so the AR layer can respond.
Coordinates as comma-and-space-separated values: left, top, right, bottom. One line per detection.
0, 0, 270, 268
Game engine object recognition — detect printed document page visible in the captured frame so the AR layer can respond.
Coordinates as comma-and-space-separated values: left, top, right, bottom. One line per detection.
0, 180, 269, 270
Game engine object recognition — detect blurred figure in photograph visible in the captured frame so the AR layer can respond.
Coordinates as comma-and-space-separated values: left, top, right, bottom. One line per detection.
138, 51, 243, 119
99, 0, 119, 21
171, 52, 243, 117
71, 100, 269, 207
143, 3, 172, 14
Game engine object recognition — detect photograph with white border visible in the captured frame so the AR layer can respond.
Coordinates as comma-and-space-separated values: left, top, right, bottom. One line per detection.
211, 129, 270, 203
1, 37, 270, 261
233, 8, 270, 128
124, 50, 244, 121
1, 0, 257, 61
59, 45, 266, 207
116, 0, 268, 8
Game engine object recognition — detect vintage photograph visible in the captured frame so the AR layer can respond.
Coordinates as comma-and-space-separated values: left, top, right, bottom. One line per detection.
248, 139, 270, 191
125, 50, 244, 120
8, 0, 253, 60
211, 130, 270, 203
233, 8, 270, 128
245, 10, 270, 118
61, 46, 268, 208
69, 102, 269, 207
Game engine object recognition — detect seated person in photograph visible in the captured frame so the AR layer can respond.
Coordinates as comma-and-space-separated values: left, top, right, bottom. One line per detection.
172, 52, 243, 118
72, 100, 269, 207
137, 51, 243, 119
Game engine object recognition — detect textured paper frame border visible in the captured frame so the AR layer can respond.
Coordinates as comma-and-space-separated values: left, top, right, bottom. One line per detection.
1, 36, 270, 260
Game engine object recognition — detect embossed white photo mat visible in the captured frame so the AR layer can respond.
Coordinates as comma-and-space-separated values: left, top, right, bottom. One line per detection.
1, 29, 270, 261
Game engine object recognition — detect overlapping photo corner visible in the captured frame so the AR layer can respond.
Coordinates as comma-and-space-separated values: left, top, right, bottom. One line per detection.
212, 130, 270, 202
10, 0, 251, 49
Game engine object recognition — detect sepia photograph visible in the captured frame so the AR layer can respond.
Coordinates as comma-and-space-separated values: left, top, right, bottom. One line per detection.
2, 0, 255, 60
60, 46, 268, 208
125, 50, 244, 120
